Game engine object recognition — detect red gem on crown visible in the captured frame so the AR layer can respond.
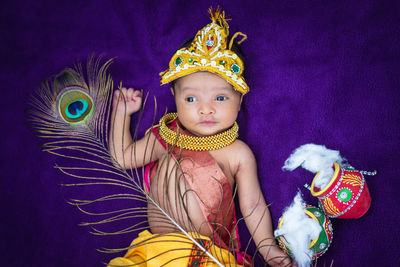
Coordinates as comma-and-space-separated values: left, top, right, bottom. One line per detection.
206, 36, 215, 50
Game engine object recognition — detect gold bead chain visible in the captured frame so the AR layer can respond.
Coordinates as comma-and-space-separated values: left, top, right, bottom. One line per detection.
158, 113, 239, 151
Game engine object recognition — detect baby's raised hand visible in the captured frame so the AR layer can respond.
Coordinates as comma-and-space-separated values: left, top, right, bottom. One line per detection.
112, 88, 142, 115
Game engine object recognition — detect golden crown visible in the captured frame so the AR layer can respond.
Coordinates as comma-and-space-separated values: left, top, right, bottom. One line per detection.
159, 7, 249, 94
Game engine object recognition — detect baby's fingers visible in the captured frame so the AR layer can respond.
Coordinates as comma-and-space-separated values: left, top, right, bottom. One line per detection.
113, 89, 121, 98
113, 90, 124, 104
132, 90, 142, 100
132, 90, 142, 97
114, 87, 141, 103
125, 88, 142, 102
125, 88, 134, 99
114, 88, 128, 100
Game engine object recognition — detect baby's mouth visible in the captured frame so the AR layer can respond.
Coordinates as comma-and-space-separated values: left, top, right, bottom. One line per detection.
199, 120, 217, 125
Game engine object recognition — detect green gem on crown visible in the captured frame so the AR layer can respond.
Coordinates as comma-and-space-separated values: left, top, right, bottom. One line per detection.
188, 58, 193, 63
231, 63, 240, 73
220, 60, 225, 65
174, 57, 182, 66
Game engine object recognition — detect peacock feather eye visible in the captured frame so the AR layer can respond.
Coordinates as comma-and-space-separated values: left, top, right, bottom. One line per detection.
57, 86, 93, 124
65, 99, 89, 119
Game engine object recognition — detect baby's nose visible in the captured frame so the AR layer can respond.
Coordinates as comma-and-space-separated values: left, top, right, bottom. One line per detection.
199, 103, 215, 114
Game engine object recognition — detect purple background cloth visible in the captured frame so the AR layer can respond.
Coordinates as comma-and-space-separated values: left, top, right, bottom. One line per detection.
2, 0, 399, 266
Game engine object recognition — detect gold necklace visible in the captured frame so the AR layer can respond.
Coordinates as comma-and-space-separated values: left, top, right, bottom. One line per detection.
158, 113, 239, 151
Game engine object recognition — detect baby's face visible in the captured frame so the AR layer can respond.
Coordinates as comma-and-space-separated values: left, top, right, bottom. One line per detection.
172, 71, 242, 137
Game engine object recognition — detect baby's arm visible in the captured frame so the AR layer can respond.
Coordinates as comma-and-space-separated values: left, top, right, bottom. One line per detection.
235, 143, 294, 267
109, 88, 163, 169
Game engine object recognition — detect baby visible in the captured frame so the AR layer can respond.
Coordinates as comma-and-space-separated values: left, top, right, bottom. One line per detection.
108, 8, 293, 267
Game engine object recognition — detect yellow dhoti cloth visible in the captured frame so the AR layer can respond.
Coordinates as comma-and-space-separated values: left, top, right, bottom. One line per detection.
108, 230, 241, 267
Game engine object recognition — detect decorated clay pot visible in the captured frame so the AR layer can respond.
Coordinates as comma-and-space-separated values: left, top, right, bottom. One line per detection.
276, 205, 333, 259
310, 162, 371, 219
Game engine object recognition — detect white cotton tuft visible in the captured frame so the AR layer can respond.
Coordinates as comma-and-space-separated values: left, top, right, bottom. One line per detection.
274, 192, 322, 267
282, 143, 348, 189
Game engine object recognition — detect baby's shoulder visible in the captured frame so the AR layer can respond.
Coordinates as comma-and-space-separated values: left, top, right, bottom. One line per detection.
220, 139, 257, 181
224, 139, 256, 167
229, 139, 254, 155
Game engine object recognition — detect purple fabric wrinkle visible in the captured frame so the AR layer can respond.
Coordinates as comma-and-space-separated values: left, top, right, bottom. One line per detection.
2, 0, 400, 266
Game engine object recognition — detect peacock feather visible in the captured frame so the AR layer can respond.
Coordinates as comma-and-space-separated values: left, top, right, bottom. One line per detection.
27, 57, 290, 266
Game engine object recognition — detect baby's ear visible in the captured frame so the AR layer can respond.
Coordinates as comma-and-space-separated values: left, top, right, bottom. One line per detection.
239, 94, 244, 111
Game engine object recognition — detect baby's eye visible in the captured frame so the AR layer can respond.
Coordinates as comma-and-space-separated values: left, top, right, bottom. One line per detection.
185, 96, 196, 102
216, 96, 227, 101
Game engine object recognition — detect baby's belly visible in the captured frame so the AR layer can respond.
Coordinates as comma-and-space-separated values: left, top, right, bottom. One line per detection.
147, 194, 212, 237
146, 157, 213, 237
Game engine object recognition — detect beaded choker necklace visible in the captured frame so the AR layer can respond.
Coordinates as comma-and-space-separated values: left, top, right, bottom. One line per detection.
158, 113, 239, 151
